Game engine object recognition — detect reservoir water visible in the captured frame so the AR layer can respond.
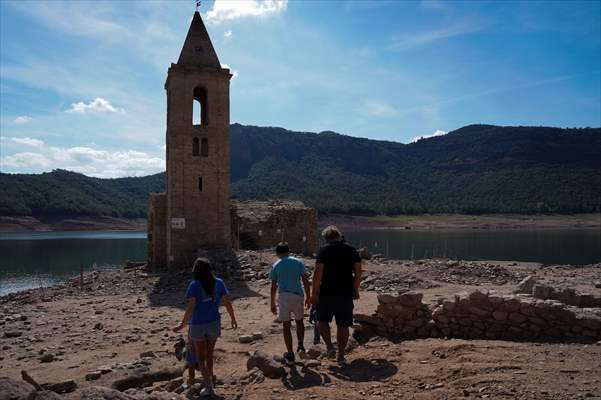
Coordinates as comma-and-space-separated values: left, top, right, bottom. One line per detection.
1, 229, 600, 296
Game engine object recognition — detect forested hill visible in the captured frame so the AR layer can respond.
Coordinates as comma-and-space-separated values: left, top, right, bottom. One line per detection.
1, 124, 600, 217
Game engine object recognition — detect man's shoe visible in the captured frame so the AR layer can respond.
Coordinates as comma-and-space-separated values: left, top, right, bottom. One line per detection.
284, 351, 295, 366
199, 383, 214, 397
326, 346, 337, 359
336, 354, 348, 366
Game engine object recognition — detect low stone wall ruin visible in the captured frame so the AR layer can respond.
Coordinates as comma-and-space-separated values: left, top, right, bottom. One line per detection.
355, 289, 601, 343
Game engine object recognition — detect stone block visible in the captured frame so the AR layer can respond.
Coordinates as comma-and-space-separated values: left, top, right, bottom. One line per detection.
377, 293, 399, 305
492, 311, 507, 321
532, 284, 553, 300
508, 312, 528, 324
398, 292, 423, 307
514, 275, 537, 294
469, 307, 490, 317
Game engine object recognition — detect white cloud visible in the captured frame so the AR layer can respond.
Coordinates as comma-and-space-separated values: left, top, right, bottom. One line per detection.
1, 152, 51, 168
65, 97, 125, 114
10, 137, 45, 147
364, 100, 397, 117
387, 19, 487, 51
221, 64, 239, 80
224, 29, 233, 39
412, 129, 447, 142
206, 0, 287, 23
0, 142, 165, 178
13, 116, 32, 124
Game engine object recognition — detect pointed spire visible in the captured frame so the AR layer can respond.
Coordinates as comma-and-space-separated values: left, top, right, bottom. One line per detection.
177, 11, 221, 69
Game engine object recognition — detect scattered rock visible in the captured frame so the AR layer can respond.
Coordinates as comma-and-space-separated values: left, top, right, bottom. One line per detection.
3, 330, 23, 338
79, 386, 136, 400
303, 359, 320, 368
514, 275, 537, 294
251, 332, 264, 341
139, 351, 156, 359
307, 346, 323, 359
39, 353, 55, 363
247, 351, 285, 378
42, 379, 77, 394
85, 372, 102, 381
94, 323, 104, 330
238, 334, 253, 343
111, 367, 183, 391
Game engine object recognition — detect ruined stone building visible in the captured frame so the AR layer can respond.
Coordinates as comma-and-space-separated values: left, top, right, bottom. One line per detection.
231, 200, 317, 255
148, 12, 316, 269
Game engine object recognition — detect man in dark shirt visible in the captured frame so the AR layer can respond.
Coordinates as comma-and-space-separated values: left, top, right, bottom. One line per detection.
311, 225, 362, 365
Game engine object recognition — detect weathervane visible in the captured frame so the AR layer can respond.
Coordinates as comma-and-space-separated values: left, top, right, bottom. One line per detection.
196, 1, 201, 12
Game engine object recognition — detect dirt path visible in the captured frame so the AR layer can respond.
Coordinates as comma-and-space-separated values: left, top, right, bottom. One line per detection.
1, 253, 600, 399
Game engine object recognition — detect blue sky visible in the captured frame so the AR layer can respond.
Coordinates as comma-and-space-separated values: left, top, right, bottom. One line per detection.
1, 0, 599, 178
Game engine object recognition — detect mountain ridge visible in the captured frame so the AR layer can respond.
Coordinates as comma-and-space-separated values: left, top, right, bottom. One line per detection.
1, 124, 600, 217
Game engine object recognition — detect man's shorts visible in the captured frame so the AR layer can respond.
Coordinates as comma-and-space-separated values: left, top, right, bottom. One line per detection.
317, 296, 354, 327
277, 292, 304, 322
189, 320, 221, 341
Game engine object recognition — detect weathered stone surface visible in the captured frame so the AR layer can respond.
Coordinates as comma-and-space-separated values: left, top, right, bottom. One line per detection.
41, 379, 77, 394
377, 294, 398, 304
238, 335, 253, 343
34, 392, 62, 400
398, 292, 423, 307
80, 386, 136, 400
85, 372, 102, 381
247, 351, 285, 378
111, 367, 183, 391
514, 275, 537, 294
532, 284, 553, 300
0, 377, 36, 400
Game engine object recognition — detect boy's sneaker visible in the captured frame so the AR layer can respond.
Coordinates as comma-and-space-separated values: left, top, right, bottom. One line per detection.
326, 346, 337, 359
284, 351, 295, 366
199, 383, 214, 397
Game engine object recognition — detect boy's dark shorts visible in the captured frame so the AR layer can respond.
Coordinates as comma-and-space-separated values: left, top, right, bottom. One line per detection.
317, 296, 354, 327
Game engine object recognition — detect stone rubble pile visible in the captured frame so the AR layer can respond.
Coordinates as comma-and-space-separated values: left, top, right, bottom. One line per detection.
418, 260, 522, 285
515, 276, 601, 308
355, 289, 601, 343
360, 270, 439, 293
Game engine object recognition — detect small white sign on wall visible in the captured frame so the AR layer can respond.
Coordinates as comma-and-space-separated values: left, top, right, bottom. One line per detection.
171, 218, 186, 230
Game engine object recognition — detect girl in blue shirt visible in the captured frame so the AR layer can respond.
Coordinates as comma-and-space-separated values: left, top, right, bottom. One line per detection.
173, 257, 237, 397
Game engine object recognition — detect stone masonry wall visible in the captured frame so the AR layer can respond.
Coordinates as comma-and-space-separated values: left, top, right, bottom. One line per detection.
355, 289, 601, 343
147, 192, 167, 269
231, 200, 317, 256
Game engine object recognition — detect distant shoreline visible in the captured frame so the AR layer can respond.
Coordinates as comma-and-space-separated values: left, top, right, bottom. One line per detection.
1, 213, 599, 233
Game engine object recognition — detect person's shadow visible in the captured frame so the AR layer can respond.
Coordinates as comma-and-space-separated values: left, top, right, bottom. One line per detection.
328, 358, 398, 382
281, 365, 332, 390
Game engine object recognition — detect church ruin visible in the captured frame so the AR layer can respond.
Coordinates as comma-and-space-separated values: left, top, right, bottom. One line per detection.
147, 11, 316, 269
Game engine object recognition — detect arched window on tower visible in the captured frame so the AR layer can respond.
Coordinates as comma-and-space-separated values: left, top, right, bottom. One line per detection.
201, 138, 208, 157
192, 137, 199, 156
193, 86, 208, 126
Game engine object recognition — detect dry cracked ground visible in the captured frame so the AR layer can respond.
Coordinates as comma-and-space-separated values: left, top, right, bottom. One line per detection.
1, 251, 601, 400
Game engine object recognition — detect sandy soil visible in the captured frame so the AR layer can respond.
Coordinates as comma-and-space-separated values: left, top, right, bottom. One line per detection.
321, 213, 601, 231
1, 253, 600, 399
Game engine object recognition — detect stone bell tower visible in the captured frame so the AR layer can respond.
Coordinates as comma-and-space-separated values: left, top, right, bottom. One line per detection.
164, 11, 232, 268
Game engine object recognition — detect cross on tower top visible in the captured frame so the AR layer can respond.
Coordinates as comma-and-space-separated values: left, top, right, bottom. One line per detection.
196, 1, 201, 12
